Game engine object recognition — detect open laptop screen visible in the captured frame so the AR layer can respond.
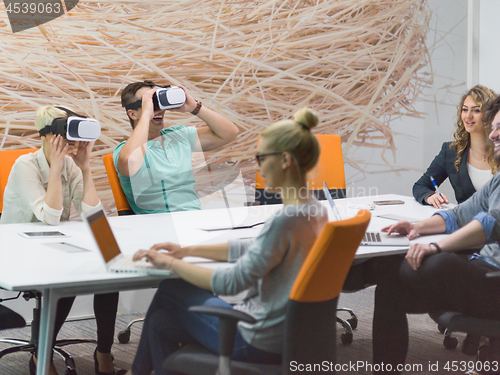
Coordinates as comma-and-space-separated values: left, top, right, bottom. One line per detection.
323, 181, 342, 221
85, 208, 121, 263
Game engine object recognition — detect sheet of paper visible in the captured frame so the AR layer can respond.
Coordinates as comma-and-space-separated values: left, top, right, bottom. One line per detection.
377, 214, 419, 223
43, 242, 91, 253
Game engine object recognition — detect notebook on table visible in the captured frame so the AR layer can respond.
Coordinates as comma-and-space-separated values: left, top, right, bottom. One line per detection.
82, 206, 172, 275
323, 182, 410, 247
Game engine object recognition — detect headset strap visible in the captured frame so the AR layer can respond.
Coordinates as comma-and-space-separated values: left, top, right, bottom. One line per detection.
55, 106, 85, 118
39, 107, 86, 136
124, 100, 142, 111
123, 84, 171, 110
38, 125, 52, 137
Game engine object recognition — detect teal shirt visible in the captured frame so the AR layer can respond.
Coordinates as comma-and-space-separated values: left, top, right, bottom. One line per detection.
113, 126, 202, 214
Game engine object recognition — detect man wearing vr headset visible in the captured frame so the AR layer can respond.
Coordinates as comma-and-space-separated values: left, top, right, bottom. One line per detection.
1, 106, 120, 375
115, 80, 239, 214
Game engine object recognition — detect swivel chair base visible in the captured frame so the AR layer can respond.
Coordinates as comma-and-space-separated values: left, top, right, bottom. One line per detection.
438, 312, 500, 375
117, 317, 144, 344
0, 292, 97, 375
337, 307, 357, 345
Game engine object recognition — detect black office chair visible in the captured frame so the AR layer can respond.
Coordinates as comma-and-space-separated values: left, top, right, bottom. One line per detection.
436, 271, 500, 375
0, 292, 97, 375
0, 303, 26, 331
162, 210, 371, 375
436, 312, 500, 375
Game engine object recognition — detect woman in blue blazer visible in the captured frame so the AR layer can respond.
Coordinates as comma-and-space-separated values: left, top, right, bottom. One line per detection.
413, 85, 499, 208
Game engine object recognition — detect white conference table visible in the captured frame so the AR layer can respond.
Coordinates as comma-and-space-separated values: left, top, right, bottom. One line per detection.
0, 193, 447, 375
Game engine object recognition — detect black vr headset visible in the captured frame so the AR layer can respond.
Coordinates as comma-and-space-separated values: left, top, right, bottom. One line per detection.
124, 85, 186, 112
38, 107, 101, 142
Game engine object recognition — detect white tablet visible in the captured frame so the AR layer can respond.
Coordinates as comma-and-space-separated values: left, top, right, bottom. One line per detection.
19, 231, 69, 239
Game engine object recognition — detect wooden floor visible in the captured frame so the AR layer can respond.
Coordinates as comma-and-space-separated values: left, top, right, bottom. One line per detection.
0, 287, 474, 375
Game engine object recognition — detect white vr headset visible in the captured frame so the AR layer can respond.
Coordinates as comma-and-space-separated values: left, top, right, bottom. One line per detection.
124, 85, 186, 111
39, 107, 101, 142
156, 86, 186, 110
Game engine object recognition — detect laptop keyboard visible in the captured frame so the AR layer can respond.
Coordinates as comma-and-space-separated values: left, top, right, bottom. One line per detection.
117, 257, 152, 270
363, 232, 381, 243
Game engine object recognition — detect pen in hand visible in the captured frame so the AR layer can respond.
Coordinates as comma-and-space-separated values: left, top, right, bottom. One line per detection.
430, 176, 443, 199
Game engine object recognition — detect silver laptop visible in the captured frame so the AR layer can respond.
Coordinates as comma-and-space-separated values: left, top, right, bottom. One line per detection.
82, 206, 171, 275
323, 181, 342, 221
323, 182, 410, 247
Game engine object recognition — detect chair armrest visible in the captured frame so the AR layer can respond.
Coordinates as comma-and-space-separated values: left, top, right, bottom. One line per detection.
188, 306, 256, 357
189, 306, 256, 324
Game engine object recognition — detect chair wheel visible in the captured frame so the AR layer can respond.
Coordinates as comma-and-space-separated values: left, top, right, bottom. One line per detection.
347, 317, 358, 330
118, 329, 131, 344
341, 332, 353, 345
437, 324, 446, 334
443, 336, 458, 349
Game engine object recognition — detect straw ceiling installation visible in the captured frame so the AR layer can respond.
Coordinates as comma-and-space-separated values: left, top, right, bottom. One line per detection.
0, 0, 431, 213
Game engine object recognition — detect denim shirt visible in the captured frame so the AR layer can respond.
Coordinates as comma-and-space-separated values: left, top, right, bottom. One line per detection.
434, 173, 500, 267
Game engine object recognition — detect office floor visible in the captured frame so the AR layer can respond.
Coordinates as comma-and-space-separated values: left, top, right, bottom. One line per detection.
0, 287, 473, 375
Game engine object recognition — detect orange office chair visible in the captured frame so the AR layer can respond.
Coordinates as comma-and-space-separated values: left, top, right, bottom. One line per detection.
254, 134, 357, 343
103, 154, 145, 344
163, 210, 371, 375
255, 134, 346, 204
102, 154, 134, 216
0, 148, 39, 216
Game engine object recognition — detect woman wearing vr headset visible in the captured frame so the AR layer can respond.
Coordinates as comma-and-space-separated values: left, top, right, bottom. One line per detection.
1, 106, 121, 375
122, 108, 329, 375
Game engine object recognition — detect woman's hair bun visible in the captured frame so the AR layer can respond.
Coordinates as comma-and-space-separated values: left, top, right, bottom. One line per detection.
293, 107, 318, 130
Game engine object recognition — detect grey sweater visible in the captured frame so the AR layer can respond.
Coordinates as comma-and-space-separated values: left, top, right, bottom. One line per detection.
447, 173, 500, 265
211, 199, 328, 353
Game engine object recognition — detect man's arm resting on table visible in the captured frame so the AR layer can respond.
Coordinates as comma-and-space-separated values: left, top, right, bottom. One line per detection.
436, 220, 487, 252
383, 214, 447, 239
413, 214, 448, 236
406, 219, 487, 271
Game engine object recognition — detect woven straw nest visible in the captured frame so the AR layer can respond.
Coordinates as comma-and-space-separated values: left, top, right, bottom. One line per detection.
0, 0, 431, 213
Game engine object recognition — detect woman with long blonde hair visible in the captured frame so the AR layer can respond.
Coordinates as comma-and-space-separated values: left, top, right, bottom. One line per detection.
413, 84, 499, 208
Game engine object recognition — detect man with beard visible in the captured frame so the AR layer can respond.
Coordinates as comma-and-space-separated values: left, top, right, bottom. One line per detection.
372, 95, 500, 374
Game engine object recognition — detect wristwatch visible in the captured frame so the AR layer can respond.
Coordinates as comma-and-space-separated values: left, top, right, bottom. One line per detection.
191, 100, 202, 116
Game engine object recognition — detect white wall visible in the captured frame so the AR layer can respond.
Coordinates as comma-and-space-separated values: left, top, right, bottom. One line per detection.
478, 0, 500, 93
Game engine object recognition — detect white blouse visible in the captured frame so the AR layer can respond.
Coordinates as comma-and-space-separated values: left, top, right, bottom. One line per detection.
1, 148, 100, 225
467, 163, 493, 192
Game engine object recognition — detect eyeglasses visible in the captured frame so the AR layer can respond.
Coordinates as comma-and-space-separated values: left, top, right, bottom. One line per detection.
255, 152, 282, 166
